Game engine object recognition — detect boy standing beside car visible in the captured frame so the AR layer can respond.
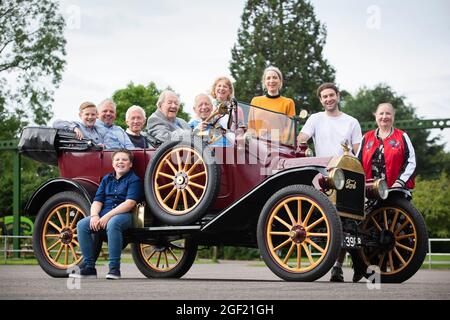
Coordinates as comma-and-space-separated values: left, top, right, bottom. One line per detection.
70, 148, 143, 280
297, 83, 363, 283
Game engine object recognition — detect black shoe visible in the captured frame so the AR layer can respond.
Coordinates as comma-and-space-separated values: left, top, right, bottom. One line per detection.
352, 271, 364, 283
330, 266, 344, 282
69, 266, 97, 279
106, 267, 121, 280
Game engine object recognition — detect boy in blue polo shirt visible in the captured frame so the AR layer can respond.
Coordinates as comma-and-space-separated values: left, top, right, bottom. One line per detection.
70, 149, 143, 279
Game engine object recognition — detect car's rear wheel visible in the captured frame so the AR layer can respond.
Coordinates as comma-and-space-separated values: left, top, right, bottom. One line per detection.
33, 191, 89, 278
145, 138, 220, 225
351, 198, 428, 283
257, 185, 342, 281
131, 237, 197, 278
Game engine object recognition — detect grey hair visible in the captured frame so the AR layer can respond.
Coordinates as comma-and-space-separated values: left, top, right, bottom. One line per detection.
262, 66, 283, 91
157, 90, 179, 108
375, 102, 396, 115
98, 98, 117, 111
125, 105, 146, 120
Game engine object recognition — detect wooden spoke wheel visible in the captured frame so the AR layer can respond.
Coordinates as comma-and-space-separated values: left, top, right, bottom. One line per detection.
131, 238, 198, 278
154, 147, 208, 215
352, 197, 428, 283
258, 185, 342, 281
33, 191, 89, 278
145, 138, 220, 225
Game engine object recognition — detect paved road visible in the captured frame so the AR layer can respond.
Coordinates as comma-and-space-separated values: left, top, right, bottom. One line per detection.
1, 261, 449, 300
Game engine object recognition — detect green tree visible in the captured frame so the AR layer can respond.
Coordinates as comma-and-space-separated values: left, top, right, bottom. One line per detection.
112, 82, 190, 129
0, 0, 66, 216
0, 0, 66, 134
413, 173, 450, 238
230, 0, 335, 113
341, 83, 449, 179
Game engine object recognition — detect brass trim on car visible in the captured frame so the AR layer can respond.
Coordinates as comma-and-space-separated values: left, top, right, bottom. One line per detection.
327, 154, 365, 174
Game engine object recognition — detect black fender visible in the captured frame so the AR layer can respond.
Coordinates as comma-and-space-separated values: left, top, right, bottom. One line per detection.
25, 178, 98, 217
201, 166, 326, 237
387, 187, 412, 201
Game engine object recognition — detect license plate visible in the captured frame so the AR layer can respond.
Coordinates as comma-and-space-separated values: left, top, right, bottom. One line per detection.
343, 234, 362, 248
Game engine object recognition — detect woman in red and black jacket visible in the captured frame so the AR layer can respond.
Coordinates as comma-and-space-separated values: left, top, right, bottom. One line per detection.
358, 103, 416, 189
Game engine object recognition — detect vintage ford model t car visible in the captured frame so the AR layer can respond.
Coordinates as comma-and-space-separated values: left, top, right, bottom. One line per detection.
20, 101, 428, 282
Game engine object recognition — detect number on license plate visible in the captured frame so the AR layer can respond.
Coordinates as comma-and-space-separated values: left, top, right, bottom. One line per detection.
343, 235, 362, 248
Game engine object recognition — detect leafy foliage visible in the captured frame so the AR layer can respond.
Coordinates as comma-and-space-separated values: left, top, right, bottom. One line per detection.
112, 82, 190, 129
230, 0, 335, 113
413, 173, 450, 238
0, 0, 66, 133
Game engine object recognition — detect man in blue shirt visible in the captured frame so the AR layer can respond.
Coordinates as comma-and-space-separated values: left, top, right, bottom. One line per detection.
97, 98, 135, 149
71, 149, 143, 279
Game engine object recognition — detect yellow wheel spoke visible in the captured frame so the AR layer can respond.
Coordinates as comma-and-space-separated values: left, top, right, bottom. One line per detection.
71, 239, 80, 247
188, 181, 205, 190
371, 216, 383, 232
273, 238, 292, 251
176, 151, 182, 171
305, 238, 325, 254
378, 253, 386, 268
164, 251, 170, 268
48, 221, 62, 233
306, 216, 325, 232
393, 248, 406, 265
54, 244, 64, 262
189, 171, 206, 180
302, 204, 315, 227
283, 204, 296, 226
172, 190, 181, 210
165, 159, 178, 175
163, 188, 177, 203
156, 252, 162, 268
274, 215, 292, 230
45, 234, 60, 238
269, 231, 291, 236
283, 243, 296, 264
146, 249, 157, 262
182, 150, 191, 172
390, 210, 400, 232
187, 158, 203, 175
182, 190, 188, 209
65, 206, 71, 229
158, 172, 175, 180
69, 243, 78, 261
307, 232, 328, 237
297, 199, 302, 225
383, 210, 389, 230
157, 182, 174, 191
47, 240, 61, 252
64, 245, 69, 265
55, 210, 66, 228
396, 233, 415, 241
186, 186, 199, 203
297, 244, 302, 269
388, 252, 394, 271
395, 242, 414, 252
394, 221, 410, 236
301, 243, 314, 265
70, 211, 81, 230
168, 247, 179, 262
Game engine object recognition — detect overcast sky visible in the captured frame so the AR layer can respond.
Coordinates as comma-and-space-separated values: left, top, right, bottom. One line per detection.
54, 0, 450, 148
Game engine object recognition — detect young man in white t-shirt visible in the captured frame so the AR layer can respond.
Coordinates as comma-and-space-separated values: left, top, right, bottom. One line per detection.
298, 83, 363, 282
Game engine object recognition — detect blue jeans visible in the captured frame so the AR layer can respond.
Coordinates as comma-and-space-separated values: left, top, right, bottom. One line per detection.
77, 213, 133, 269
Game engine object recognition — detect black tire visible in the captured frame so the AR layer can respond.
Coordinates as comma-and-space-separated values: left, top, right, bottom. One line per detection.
131, 237, 198, 278
351, 197, 428, 283
33, 191, 90, 278
257, 185, 342, 281
145, 137, 220, 225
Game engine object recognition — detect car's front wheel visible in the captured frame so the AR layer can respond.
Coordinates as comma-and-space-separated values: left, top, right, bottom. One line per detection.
33, 191, 89, 278
257, 185, 342, 281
